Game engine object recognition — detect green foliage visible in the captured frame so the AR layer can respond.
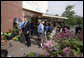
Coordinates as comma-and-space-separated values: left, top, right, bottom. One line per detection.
60, 23, 65, 28
62, 5, 75, 17
28, 52, 36, 57
53, 36, 83, 57
62, 5, 75, 25
28, 52, 48, 57
70, 38, 83, 48
62, 5, 83, 26
51, 51, 58, 57
71, 48, 80, 56
74, 15, 83, 25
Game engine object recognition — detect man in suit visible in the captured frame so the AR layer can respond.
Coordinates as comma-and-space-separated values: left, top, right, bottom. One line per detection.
22, 17, 31, 47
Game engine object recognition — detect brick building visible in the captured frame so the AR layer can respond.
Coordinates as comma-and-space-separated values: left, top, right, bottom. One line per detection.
1, 1, 22, 32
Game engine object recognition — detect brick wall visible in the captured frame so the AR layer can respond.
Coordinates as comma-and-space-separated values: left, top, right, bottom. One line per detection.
1, 1, 22, 32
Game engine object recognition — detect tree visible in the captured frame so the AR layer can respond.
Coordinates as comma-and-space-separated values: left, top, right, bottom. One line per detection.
74, 15, 83, 25
55, 14, 59, 16
62, 5, 75, 25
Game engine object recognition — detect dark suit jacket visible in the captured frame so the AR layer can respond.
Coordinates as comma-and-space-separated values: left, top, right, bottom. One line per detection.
22, 21, 31, 34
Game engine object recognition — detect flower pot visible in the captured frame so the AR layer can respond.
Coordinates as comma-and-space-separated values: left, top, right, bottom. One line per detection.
1, 35, 6, 40
1, 40, 7, 46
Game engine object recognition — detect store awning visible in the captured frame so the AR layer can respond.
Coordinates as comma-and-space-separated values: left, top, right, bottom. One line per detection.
42, 13, 68, 19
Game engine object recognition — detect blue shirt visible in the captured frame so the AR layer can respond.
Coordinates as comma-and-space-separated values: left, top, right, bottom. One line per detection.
38, 23, 44, 33
18, 20, 24, 28
45, 26, 49, 32
49, 26, 53, 32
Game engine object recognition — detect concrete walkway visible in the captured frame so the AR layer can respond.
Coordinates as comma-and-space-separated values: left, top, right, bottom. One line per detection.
2, 36, 46, 57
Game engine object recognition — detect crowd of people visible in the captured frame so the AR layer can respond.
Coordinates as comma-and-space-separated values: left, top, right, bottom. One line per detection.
13, 16, 82, 48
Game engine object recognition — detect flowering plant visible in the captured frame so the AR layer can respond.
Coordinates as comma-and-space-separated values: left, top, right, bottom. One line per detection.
63, 47, 71, 57
54, 31, 74, 40
42, 35, 83, 57
28, 37, 83, 57
4, 32, 12, 37
2, 27, 19, 40
28, 52, 48, 57
12, 35, 19, 41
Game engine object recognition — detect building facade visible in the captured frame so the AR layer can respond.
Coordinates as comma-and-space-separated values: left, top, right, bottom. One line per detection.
1, 1, 22, 32
22, 1, 48, 22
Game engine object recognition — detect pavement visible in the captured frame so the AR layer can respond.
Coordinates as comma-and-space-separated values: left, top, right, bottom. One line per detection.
2, 36, 46, 57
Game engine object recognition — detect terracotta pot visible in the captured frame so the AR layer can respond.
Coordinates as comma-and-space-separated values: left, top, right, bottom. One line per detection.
1, 35, 6, 40
1, 40, 7, 46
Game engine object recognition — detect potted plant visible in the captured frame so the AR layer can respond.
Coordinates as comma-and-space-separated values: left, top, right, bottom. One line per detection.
1, 33, 7, 46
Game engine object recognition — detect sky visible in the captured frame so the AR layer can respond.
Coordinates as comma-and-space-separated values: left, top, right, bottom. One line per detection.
48, 1, 83, 17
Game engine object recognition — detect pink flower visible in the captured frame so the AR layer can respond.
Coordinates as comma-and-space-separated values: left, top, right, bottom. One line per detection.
43, 40, 56, 47
42, 53, 47, 56
63, 47, 71, 56
52, 48, 58, 50
50, 44, 54, 46
51, 41, 54, 43
43, 40, 56, 52
57, 54, 63, 57
47, 40, 53, 44
43, 43, 49, 47
65, 28, 69, 33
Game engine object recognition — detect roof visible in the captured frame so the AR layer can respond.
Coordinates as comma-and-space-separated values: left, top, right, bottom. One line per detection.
23, 8, 68, 20
42, 13, 68, 19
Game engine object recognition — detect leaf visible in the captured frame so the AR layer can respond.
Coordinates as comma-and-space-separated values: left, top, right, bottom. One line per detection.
71, 49, 77, 54
28, 52, 35, 57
